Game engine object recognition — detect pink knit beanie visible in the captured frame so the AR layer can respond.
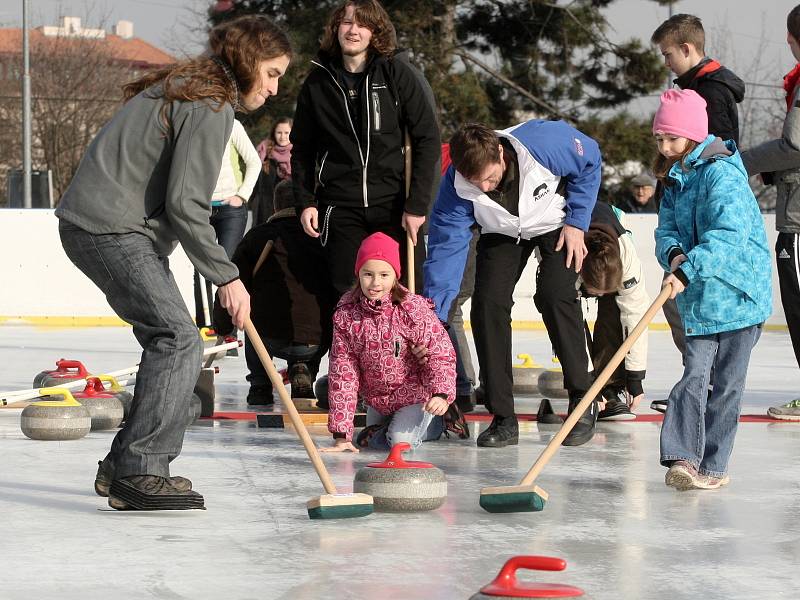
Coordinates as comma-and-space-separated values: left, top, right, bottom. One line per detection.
354, 232, 401, 278
652, 89, 709, 143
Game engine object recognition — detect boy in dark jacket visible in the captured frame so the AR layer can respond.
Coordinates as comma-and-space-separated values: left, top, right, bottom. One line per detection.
651, 13, 745, 145
291, 0, 440, 295
214, 181, 338, 405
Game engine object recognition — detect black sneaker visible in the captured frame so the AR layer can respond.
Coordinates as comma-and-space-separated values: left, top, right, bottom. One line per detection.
289, 363, 315, 399
651, 399, 668, 414
537, 398, 564, 425
94, 459, 192, 497
562, 396, 597, 447
108, 475, 204, 510
444, 403, 470, 439
598, 392, 635, 421
476, 415, 519, 448
246, 382, 274, 406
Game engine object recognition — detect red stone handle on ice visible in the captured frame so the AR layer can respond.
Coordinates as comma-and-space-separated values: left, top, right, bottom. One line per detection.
54, 359, 90, 377
479, 555, 584, 598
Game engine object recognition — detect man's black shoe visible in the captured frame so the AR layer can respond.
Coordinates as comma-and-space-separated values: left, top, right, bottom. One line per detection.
562, 396, 597, 447
537, 398, 564, 425
476, 415, 519, 448
247, 383, 274, 406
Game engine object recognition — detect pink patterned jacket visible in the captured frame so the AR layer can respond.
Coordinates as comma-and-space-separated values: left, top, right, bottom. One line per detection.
327, 288, 456, 441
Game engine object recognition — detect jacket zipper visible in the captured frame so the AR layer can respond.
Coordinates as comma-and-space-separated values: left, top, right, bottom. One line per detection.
363, 74, 371, 208
318, 150, 329, 188
371, 91, 381, 131
311, 60, 369, 208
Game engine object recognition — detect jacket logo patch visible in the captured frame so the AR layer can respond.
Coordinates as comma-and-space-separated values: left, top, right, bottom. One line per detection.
623, 277, 637, 289
533, 183, 548, 201
574, 137, 584, 156
371, 83, 388, 90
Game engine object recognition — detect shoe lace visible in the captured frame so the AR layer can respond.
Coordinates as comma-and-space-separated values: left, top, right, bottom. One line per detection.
782, 398, 800, 409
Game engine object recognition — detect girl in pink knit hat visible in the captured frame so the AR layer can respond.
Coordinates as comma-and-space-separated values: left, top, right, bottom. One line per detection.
653, 89, 772, 491
320, 232, 465, 452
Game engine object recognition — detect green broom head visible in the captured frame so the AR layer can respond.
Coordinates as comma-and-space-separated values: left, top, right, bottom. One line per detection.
307, 493, 374, 519
479, 484, 548, 513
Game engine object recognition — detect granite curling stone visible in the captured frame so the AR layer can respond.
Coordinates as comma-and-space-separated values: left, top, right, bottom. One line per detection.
512, 354, 545, 395
537, 358, 569, 399
73, 377, 124, 430
20, 387, 91, 441
94, 374, 134, 422
353, 442, 447, 512
32, 358, 91, 389
469, 555, 584, 599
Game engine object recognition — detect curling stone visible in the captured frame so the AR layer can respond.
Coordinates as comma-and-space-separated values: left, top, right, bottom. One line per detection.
353, 442, 447, 512
512, 354, 545, 395
537, 358, 569, 399
32, 358, 90, 388
93, 374, 134, 421
193, 367, 216, 417
73, 377, 124, 430
470, 555, 584, 599
20, 387, 91, 441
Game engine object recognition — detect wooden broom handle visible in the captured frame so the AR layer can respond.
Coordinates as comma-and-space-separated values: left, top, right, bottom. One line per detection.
519, 284, 673, 486
404, 130, 415, 293
243, 317, 338, 495
252, 239, 274, 276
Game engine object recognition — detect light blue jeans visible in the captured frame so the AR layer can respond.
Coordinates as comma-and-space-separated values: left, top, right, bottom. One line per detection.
660, 324, 762, 477
365, 403, 445, 450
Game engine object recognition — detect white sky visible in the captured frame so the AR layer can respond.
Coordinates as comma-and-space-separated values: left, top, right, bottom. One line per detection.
2, 0, 797, 113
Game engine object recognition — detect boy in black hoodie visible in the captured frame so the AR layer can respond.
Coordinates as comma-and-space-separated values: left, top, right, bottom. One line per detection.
213, 181, 338, 406
649, 14, 746, 412
651, 13, 745, 146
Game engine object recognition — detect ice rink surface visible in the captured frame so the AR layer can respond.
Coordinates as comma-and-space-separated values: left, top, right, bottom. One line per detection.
1, 325, 799, 599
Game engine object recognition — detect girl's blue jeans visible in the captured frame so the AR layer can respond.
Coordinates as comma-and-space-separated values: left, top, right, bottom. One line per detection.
660, 324, 761, 477
365, 403, 445, 450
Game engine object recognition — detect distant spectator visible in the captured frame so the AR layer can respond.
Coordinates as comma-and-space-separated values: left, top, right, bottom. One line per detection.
616, 172, 657, 213
252, 117, 293, 226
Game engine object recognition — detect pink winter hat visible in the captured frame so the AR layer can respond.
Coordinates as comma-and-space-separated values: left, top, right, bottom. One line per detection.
354, 232, 401, 278
653, 89, 708, 143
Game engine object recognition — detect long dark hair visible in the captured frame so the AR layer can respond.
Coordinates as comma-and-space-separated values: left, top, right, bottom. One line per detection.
652, 139, 699, 183
581, 228, 623, 294
123, 16, 291, 117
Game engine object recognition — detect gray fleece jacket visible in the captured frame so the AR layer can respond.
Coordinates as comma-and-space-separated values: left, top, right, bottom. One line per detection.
741, 85, 800, 233
55, 85, 238, 285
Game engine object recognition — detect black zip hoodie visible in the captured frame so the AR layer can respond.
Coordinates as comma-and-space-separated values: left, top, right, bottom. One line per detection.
675, 57, 746, 146
291, 49, 440, 216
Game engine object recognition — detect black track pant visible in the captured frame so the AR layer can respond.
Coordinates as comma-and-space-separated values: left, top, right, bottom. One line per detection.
776, 232, 800, 368
471, 230, 591, 418
584, 295, 626, 394
319, 202, 425, 296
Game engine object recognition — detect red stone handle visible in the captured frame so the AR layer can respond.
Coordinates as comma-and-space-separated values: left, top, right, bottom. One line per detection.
385, 442, 412, 466
55, 359, 89, 377
480, 556, 584, 598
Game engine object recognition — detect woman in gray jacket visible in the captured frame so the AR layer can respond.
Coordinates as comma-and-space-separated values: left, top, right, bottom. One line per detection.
55, 16, 291, 511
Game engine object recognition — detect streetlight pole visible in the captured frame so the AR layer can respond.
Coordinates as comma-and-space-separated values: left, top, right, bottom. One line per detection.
22, 0, 32, 208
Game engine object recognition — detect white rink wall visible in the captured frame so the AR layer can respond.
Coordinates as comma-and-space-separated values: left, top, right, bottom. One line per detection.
0, 209, 786, 327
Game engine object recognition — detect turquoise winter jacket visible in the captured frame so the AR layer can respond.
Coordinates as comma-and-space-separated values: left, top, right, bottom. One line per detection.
655, 136, 772, 336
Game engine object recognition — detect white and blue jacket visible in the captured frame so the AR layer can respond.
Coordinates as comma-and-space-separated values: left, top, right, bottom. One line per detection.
423, 119, 602, 321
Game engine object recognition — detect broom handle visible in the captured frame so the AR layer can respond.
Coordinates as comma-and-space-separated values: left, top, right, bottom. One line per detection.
252, 240, 274, 277
519, 284, 672, 487
404, 130, 415, 293
243, 317, 338, 495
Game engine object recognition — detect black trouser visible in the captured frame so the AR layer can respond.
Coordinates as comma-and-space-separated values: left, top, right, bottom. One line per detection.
471, 230, 591, 418
320, 202, 425, 295
776, 232, 800, 367
584, 295, 626, 395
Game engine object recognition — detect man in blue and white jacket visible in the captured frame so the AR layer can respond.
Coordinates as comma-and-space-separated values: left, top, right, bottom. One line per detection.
424, 121, 602, 448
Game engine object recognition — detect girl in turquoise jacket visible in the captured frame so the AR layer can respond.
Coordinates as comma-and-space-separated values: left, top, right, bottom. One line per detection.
653, 89, 771, 492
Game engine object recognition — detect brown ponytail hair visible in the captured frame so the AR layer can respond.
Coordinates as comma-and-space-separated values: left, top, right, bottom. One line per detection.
652, 139, 699, 183
123, 15, 291, 116
581, 228, 623, 294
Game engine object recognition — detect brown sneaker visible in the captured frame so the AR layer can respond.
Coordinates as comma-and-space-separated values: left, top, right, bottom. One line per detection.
693, 474, 731, 490
95, 459, 192, 497
665, 460, 699, 491
108, 475, 204, 511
